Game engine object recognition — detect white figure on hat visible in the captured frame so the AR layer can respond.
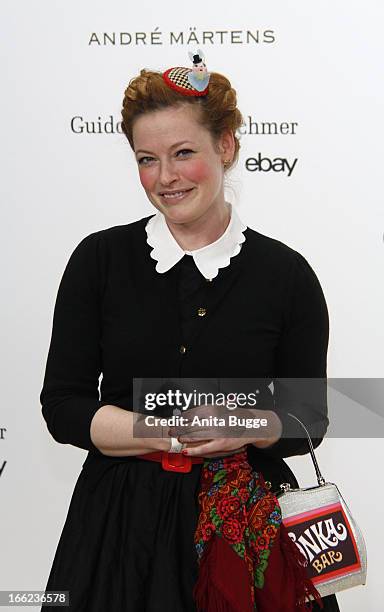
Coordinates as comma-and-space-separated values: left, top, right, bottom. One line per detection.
187, 49, 210, 92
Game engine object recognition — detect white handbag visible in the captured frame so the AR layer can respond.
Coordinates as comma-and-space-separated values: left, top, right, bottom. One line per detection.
276, 413, 367, 598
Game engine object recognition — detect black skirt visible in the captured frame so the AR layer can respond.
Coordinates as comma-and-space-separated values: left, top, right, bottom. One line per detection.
42, 453, 340, 612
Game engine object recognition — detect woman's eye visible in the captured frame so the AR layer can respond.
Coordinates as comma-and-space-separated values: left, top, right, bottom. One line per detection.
138, 156, 154, 165
177, 149, 193, 157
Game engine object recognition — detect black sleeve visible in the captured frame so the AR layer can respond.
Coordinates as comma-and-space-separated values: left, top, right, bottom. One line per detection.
40, 231, 108, 452
261, 250, 330, 459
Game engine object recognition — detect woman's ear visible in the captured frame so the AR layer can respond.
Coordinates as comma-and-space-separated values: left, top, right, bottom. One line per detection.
218, 129, 236, 161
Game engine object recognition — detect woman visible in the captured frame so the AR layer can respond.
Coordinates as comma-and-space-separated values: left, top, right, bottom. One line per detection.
40, 53, 340, 611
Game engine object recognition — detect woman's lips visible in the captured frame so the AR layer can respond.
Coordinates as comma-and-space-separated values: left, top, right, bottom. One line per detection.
159, 188, 194, 203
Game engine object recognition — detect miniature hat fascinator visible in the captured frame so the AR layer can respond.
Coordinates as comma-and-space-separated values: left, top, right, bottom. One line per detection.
162, 49, 210, 96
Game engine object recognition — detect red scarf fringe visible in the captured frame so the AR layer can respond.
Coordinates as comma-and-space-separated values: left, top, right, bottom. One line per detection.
193, 529, 324, 611
280, 523, 324, 611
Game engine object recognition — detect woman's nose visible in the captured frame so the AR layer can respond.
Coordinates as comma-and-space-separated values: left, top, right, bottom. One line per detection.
159, 160, 179, 186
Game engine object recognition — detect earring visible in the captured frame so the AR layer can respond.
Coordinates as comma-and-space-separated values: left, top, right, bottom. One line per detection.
223, 159, 231, 167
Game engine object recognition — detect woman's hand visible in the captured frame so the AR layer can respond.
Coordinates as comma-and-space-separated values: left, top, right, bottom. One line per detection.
168, 403, 283, 456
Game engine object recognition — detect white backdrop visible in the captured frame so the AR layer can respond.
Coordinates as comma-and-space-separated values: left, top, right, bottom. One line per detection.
1, 1, 383, 609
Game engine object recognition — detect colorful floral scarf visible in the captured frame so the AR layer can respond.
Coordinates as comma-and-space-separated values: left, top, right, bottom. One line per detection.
193, 449, 323, 612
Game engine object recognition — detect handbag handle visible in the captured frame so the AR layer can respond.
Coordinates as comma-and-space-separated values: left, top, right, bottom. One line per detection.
287, 412, 326, 487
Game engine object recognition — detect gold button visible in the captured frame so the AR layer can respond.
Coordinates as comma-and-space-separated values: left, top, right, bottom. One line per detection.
197, 307, 207, 317
179, 345, 187, 354
265, 480, 272, 490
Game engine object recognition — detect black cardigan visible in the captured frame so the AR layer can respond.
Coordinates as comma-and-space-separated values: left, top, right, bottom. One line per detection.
40, 214, 330, 478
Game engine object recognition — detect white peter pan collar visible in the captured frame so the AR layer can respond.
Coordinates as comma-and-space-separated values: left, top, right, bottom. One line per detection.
145, 203, 247, 280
